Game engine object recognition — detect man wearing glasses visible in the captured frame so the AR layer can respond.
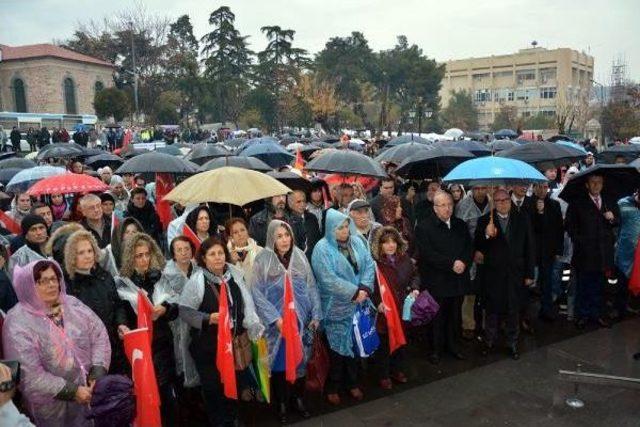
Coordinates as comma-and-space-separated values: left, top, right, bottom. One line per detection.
474, 189, 535, 360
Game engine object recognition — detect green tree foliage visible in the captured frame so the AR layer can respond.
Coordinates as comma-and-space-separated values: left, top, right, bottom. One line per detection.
153, 91, 182, 124
601, 101, 640, 140
491, 105, 521, 131
523, 112, 554, 130
441, 90, 479, 131
93, 87, 132, 121
200, 6, 253, 124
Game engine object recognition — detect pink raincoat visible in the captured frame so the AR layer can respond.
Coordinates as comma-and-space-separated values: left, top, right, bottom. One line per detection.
2, 260, 111, 426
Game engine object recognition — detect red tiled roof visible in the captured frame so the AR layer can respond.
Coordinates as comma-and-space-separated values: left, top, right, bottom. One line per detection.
0, 43, 115, 68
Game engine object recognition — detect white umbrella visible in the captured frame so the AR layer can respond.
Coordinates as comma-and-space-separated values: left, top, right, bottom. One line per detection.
444, 128, 464, 139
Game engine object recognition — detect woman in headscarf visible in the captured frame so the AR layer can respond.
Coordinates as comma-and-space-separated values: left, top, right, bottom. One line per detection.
311, 208, 375, 405
447, 184, 465, 206
185, 205, 218, 242
226, 217, 262, 284
48, 193, 71, 221
178, 237, 264, 427
116, 232, 179, 426
370, 226, 420, 390
63, 230, 129, 375
250, 220, 321, 423
2, 259, 111, 426
379, 195, 415, 256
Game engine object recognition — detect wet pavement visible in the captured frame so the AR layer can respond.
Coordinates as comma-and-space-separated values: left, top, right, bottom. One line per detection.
290, 317, 640, 426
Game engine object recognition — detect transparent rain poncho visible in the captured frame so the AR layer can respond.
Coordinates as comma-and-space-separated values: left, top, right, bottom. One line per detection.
177, 263, 264, 387
2, 260, 111, 426
249, 220, 322, 373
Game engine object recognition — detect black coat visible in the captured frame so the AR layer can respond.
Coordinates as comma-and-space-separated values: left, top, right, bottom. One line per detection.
565, 193, 619, 272
125, 269, 179, 386
531, 194, 564, 262
124, 201, 162, 242
81, 215, 112, 249
511, 195, 535, 217
9, 129, 21, 145
301, 212, 321, 259
474, 210, 535, 314
416, 214, 473, 298
0, 270, 17, 313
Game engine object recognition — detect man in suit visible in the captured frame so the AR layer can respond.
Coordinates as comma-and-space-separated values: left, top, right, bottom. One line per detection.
531, 182, 564, 321
417, 191, 473, 364
475, 189, 535, 360
287, 190, 321, 259
565, 174, 619, 329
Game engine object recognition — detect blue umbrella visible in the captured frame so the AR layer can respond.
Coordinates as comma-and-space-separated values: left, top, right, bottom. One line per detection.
236, 136, 279, 153
6, 166, 67, 192
443, 156, 547, 187
556, 139, 588, 154
239, 143, 295, 169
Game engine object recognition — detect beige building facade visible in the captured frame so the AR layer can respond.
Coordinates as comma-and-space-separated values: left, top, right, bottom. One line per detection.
0, 44, 115, 116
440, 47, 594, 130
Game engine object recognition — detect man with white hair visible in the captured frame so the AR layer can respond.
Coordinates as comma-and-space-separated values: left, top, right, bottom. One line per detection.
99, 166, 113, 185
80, 194, 112, 248
110, 175, 130, 215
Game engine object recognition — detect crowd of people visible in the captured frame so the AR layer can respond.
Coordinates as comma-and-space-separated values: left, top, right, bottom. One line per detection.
0, 145, 638, 427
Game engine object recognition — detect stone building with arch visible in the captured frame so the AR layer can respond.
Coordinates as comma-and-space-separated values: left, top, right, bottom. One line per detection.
0, 43, 115, 115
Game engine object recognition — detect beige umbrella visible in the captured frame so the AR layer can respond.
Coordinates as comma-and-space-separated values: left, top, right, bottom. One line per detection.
163, 166, 292, 206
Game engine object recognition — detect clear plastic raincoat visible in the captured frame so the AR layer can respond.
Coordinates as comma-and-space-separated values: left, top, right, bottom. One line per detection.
249, 220, 321, 374
311, 209, 375, 357
2, 260, 111, 426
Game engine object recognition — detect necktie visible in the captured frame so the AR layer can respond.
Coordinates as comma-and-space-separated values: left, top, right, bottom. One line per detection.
594, 196, 601, 210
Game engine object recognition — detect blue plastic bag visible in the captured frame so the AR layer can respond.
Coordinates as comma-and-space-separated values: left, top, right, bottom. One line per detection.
402, 294, 416, 321
352, 303, 380, 357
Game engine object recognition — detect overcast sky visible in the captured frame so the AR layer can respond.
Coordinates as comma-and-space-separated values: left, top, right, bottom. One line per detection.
2, 0, 639, 82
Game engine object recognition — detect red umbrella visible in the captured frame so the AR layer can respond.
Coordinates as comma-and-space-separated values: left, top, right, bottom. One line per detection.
323, 174, 379, 193
27, 172, 109, 196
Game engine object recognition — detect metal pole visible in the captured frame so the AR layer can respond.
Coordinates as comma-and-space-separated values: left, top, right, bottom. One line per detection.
130, 22, 139, 122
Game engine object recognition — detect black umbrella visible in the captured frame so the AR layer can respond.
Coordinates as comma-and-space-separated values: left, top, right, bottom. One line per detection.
547, 134, 575, 143
305, 149, 387, 178
387, 134, 431, 146
116, 152, 198, 174
309, 139, 334, 149
36, 142, 85, 160
0, 168, 22, 186
85, 153, 125, 170
441, 140, 491, 157
156, 145, 183, 156
496, 142, 586, 170
0, 152, 17, 161
266, 171, 312, 192
488, 139, 519, 152
0, 157, 36, 170
185, 143, 231, 165
596, 145, 640, 164
375, 142, 432, 164
80, 147, 106, 158
395, 146, 474, 179
321, 135, 341, 144
222, 138, 247, 149
239, 143, 295, 169
493, 129, 518, 139
558, 164, 640, 204
198, 156, 273, 172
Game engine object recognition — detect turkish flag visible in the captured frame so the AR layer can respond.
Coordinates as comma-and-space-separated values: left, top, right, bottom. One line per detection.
294, 148, 305, 171
628, 237, 640, 296
282, 273, 303, 383
376, 265, 406, 353
182, 223, 201, 252
110, 212, 120, 242
0, 210, 21, 235
124, 328, 161, 427
156, 173, 175, 231
137, 290, 154, 341
217, 280, 237, 399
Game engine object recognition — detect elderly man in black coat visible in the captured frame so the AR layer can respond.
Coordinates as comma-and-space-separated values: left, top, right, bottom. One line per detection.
565, 174, 619, 329
474, 189, 535, 360
531, 182, 564, 321
287, 189, 321, 259
417, 191, 472, 364
249, 194, 306, 250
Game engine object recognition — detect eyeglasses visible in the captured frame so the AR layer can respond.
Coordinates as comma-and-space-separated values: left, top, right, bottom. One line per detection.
37, 276, 59, 287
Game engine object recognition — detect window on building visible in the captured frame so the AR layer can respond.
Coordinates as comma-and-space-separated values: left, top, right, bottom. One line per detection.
95, 81, 104, 93
493, 70, 513, 78
539, 67, 557, 84
507, 90, 514, 101
540, 87, 557, 99
474, 89, 491, 103
516, 69, 536, 85
13, 78, 27, 113
541, 109, 556, 117
64, 78, 77, 114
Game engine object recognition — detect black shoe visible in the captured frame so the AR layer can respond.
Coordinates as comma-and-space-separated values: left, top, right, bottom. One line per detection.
509, 345, 520, 360
291, 397, 310, 419
480, 344, 492, 357
575, 318, 587, 330
597, 317, 612, 329
450, 351, 467, 361
428, 353, 440, 365
278, 403, 288, 424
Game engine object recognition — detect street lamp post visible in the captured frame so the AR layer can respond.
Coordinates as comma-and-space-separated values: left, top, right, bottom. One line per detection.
591, 79, 606, 148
